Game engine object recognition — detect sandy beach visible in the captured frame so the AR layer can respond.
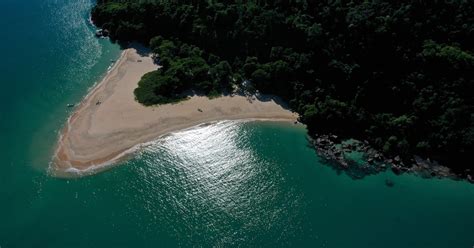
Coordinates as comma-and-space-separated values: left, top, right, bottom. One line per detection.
52, 47, 298, 176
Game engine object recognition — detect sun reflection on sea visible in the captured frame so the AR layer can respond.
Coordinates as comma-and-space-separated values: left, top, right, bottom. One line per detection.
127, 121, 302, 245
142, 121, 271, 211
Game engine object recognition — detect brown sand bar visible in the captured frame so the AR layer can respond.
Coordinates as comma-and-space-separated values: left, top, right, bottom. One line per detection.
52, 47, 298, 177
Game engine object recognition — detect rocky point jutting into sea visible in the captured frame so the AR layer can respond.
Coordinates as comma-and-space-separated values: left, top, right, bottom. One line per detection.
310, 134, 473, 183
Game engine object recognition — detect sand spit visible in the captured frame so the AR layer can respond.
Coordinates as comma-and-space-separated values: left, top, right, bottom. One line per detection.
52, 47, 298, 177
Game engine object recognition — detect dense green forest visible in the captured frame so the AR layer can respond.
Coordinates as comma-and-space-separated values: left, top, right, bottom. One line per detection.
92, 0, 474, 174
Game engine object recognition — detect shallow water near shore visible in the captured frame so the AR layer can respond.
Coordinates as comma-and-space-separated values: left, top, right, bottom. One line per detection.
1, 0, 474, 247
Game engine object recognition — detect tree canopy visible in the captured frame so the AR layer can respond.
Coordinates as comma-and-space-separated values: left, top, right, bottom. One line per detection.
92, 0, 474, 174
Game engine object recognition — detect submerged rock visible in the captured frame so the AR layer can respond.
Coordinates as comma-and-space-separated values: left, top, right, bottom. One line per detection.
467, 175, 474, 184
385, 179, 395, 187
391, 165, 401, 175
95, 29, 110, 38
310, 135, 464, 182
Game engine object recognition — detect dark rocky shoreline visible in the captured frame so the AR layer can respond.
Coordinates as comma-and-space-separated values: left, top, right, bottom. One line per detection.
309, 134, 474, 184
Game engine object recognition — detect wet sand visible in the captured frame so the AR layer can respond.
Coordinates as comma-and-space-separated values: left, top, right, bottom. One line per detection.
52, 47, 298, 177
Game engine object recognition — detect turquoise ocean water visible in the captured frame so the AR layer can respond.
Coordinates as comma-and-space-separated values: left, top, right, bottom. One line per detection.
0, 0, 473, 247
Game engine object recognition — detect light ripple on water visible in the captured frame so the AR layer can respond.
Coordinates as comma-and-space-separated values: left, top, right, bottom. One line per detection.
43, 0, 102, 87
127, 121, 304, 245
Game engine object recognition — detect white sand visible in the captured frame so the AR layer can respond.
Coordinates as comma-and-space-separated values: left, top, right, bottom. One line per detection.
52, 47, 298, 176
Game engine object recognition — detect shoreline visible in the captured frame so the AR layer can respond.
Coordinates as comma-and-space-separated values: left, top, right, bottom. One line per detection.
54, 119, 298, 177
309, 134, 474, 184
51, 47, 298, 177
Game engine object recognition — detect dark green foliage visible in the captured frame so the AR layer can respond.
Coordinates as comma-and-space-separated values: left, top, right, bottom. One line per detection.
134, 70, 186, 106
93, 0, 474, 173
134, 36, 234, 104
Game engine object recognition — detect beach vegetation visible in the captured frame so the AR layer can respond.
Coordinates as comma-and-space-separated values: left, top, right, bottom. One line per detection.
93, 0, 474, 173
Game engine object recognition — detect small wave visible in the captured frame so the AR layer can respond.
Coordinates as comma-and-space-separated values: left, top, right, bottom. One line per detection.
52, 119, 288, 177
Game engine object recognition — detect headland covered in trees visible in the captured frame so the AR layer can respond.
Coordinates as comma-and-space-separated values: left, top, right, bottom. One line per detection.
91, 0, 473, 180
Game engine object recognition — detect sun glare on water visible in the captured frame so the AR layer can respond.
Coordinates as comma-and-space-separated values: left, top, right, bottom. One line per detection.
127, 121, 304, 245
